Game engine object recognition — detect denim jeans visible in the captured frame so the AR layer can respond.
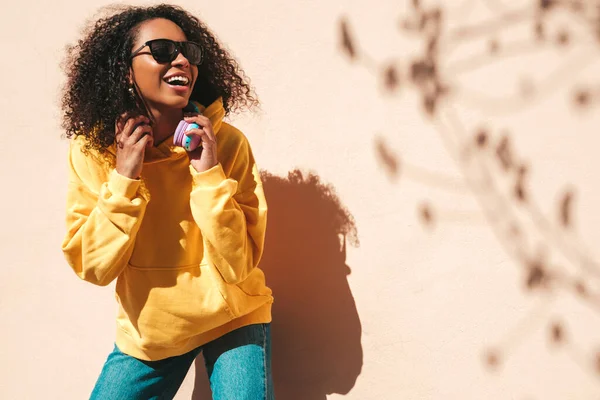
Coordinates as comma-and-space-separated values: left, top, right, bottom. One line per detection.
90, 323, 274, 400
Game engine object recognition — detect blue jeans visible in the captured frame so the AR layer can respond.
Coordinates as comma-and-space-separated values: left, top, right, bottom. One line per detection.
90, 323, 274, 400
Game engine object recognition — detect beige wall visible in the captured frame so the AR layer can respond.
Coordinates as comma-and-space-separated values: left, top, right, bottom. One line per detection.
1, 0, 599, 398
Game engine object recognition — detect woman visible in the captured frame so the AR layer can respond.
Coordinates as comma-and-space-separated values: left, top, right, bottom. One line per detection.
60, 4, 274, 399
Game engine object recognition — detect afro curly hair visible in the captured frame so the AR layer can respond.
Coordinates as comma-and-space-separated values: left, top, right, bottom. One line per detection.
60, 3, 259, 156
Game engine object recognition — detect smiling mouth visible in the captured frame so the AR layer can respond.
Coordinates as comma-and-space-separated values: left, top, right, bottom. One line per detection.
164, 76, 190, 86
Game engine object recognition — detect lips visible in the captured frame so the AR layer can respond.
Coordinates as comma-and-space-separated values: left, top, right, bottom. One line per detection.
164, 74, 190, 86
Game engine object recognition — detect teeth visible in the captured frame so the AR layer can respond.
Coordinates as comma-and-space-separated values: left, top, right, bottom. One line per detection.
166, 76, 189, 85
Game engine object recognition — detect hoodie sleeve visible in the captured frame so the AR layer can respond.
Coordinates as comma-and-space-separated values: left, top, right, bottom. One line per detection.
61, 139, 149, 286
189, 136, 267, 285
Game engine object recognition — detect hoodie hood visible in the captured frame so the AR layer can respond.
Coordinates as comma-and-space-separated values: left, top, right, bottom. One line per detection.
191, 96, 225, 135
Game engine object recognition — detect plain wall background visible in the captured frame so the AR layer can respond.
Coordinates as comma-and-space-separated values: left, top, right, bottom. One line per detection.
1, 0, 599, 398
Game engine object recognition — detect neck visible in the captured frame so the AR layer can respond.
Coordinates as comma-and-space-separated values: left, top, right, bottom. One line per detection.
148, 106, 183, 146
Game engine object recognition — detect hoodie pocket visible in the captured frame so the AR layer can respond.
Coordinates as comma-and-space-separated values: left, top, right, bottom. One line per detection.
205, 263, 273, 318
115, 263, 234, 351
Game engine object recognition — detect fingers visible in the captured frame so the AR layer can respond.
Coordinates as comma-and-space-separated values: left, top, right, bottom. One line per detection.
186, 114, 210, 128
123, 115, 150, 137
115, 111, 135, 134
117, 115, 150, 138
139, 132, 154, 149
116, 114, 151, 149
184, 115, 216, 142
129, 123, 153, 144
184, 127, 215, 147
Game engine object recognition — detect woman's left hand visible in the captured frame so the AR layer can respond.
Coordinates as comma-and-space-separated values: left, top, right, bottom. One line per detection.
183, 113, 218, 173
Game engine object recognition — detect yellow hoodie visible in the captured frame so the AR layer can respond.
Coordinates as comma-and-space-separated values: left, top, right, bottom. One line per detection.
61, 97, 273, 361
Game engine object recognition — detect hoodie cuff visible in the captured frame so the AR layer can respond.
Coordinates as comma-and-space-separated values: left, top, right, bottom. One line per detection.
108, 169, 141, 199
190, 163, 228, 189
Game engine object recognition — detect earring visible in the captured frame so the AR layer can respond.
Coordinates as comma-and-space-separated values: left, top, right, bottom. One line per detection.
128, 87, 135, 96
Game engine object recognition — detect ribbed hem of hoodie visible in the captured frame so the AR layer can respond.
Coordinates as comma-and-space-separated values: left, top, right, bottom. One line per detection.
114, 302, 272, 361
190, 163, 228, 189
107, 169, 141, 199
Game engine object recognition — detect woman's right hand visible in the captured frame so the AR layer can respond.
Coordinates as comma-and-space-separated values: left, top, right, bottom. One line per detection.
114, 114, 154, 179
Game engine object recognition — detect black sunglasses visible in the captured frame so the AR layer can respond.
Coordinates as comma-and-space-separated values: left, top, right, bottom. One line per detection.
130, 39, 203, 65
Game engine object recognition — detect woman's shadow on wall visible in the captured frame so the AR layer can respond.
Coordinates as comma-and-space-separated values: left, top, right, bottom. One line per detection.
192, 169, 363, 400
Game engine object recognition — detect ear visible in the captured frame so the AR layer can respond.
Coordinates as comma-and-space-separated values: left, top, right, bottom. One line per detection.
127, 68, 134, 86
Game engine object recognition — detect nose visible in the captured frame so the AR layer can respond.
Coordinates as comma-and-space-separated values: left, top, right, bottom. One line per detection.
171, 51, 190, 68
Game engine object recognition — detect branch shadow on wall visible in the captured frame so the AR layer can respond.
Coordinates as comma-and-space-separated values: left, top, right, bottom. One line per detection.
341, 0, 600, 386
192, 169, 363, 400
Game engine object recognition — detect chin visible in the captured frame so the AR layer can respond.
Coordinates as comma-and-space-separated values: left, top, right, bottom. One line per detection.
160, 96, 190, 110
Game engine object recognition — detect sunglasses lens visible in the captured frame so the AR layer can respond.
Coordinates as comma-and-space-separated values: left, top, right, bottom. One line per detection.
182, 43, 202, 64
146, 40, 202, 65
150, 40, 177, 63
